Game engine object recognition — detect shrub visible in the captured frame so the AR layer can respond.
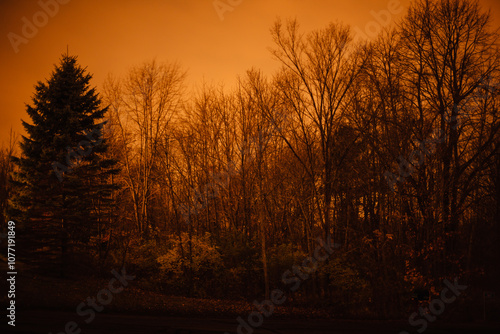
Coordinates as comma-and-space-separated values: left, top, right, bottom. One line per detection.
157, 232, 224, 297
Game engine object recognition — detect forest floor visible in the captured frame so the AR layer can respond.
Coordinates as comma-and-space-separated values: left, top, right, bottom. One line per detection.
13, 269, 339, 319
5, 268, 500, 333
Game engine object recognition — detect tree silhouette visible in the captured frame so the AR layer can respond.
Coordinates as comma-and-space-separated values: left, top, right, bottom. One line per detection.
11, 54, 119, 276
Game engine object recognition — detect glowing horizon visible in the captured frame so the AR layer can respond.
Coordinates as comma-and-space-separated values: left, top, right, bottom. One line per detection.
1, 0, 499, 146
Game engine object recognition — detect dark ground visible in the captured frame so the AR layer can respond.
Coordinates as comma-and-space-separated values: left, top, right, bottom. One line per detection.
8, 309, 500, 334
2, 263, 499, 334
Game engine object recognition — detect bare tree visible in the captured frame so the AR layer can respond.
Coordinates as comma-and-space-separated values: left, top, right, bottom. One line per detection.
104, 60, 186, 236
270, 18, 367, 243
1, 130, 17, 235
396, 0, 500, 277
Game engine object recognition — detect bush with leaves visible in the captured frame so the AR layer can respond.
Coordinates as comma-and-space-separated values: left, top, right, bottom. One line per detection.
268, 242, 307, 285
317, 253, 370, 314
157, 232, 224, 297
214, 230, 268, 298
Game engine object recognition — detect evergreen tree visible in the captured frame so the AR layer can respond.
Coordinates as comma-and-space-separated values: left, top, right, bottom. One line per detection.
10, 54, 119, 276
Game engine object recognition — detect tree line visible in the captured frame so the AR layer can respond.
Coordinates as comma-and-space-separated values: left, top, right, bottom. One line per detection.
1, 0, 499, 318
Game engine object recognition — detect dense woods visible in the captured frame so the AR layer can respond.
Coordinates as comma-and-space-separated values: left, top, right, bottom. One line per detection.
2, 0, 499, 319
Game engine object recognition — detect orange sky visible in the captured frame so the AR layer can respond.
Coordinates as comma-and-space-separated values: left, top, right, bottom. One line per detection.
1, 0, 499, 147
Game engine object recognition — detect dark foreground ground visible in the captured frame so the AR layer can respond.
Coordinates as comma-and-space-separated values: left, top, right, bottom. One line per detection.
7, 309, 500, 334
3, 265, 499, 333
